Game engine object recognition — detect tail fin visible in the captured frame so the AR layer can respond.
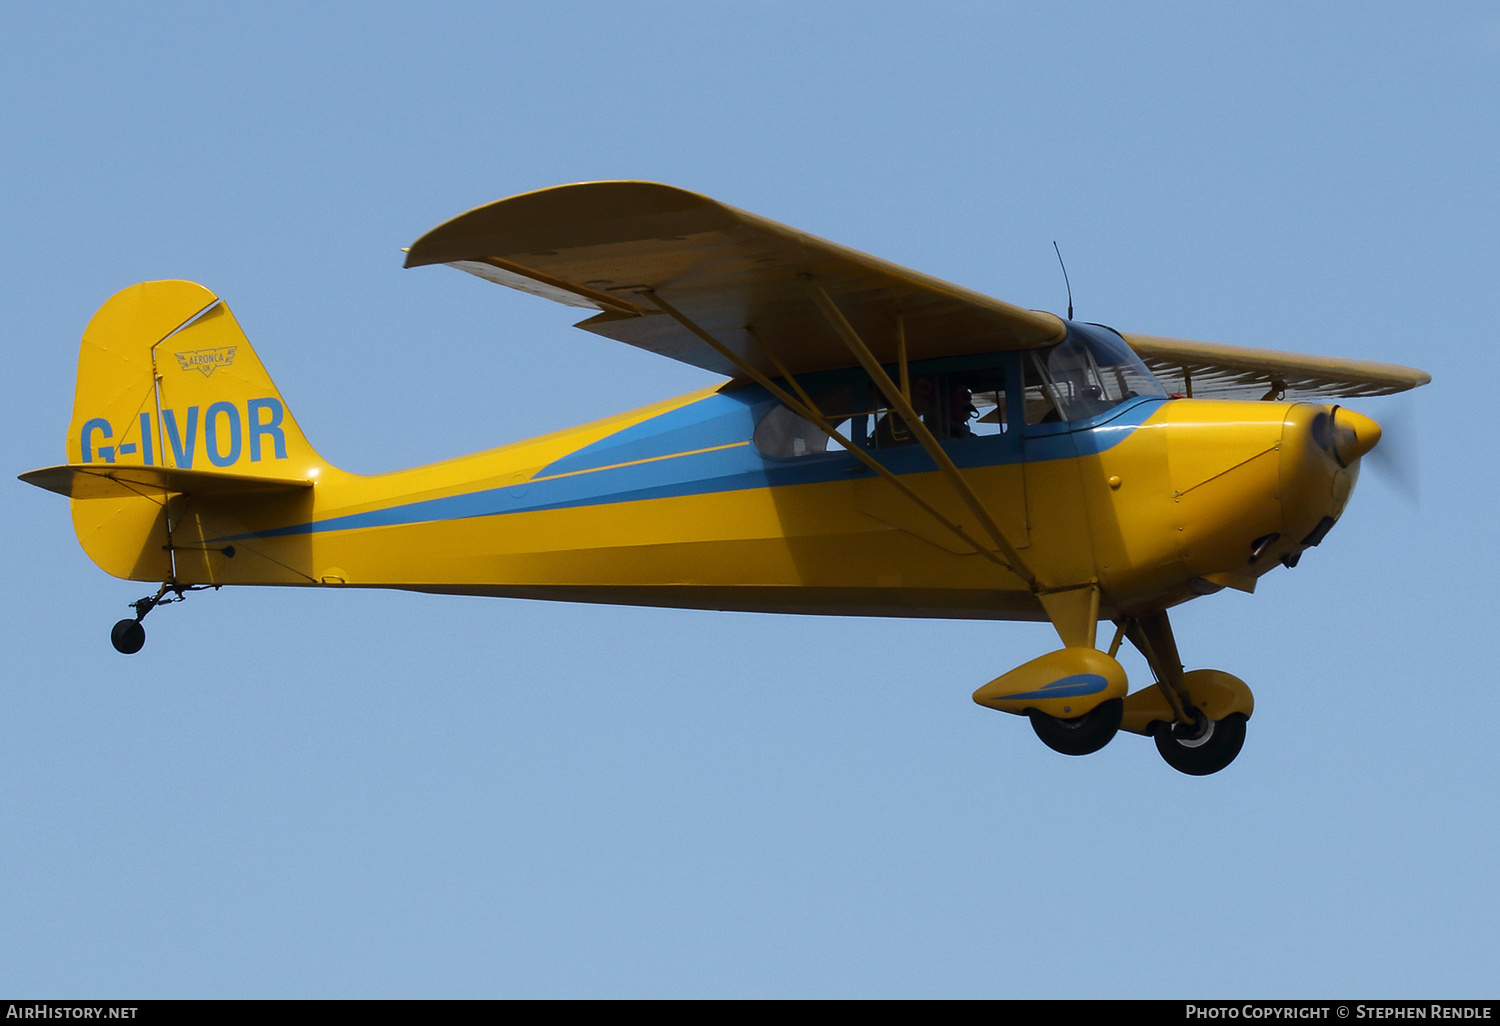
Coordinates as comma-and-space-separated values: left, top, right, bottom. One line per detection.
28, 281, 330, 582
67, 280, 324, 477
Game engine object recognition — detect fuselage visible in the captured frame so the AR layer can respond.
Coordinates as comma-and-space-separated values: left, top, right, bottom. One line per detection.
27, 235, 1417, 768
157, 339, 1369, 625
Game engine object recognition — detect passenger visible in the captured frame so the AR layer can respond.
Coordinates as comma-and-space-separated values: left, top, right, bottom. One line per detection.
874, 379, 933, 447
874, 408, 917, 447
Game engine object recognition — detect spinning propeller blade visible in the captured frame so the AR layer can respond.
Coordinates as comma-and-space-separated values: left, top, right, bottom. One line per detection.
1360, 396, 1421, 508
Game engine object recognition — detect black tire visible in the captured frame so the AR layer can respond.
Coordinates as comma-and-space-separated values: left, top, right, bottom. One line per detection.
1154, 712, 1247, 776
1028, 698, 1123, 756
110, 619, 145, 655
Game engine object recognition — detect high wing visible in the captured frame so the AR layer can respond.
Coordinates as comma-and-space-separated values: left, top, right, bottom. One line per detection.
404, 181, 1066, 379
405, 180, 1430, 401
1123, 333, 1431, 401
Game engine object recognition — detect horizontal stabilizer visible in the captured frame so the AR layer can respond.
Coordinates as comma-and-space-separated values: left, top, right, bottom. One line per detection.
20, 463, 313, 499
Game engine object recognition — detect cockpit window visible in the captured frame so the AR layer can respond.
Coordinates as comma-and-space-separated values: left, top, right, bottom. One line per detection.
1028, 323, 1167, 422
871, 373, 995, 447
750, 330, 1163, 458
754, 404, 832, 458
752, 384, 859, 458
754, 373, 1007, 459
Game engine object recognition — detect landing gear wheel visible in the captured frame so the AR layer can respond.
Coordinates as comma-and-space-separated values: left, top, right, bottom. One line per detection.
110, 619, 146, 655
1154, 712, 1247, 776
1029, 698, 1123, 756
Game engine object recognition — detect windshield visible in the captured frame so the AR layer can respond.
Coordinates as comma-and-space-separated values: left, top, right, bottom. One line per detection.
1028, 323, 1167, 422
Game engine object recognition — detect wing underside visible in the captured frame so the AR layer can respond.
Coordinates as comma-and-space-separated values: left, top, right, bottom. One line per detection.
1123, 333, 1431, 401
404, 181, 1067, 380
405, 181, 1429, 401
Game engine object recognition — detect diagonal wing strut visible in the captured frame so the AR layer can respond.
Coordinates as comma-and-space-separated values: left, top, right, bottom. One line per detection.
805, 282, 1038, 589
640, 290, 1026, 580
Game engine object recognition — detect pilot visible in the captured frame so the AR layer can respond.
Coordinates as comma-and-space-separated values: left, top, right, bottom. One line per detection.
874, 380, 977, 445
947, 385, 977, 439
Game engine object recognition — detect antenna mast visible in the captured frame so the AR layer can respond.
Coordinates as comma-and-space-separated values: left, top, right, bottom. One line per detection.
1052, 241, 1073, 321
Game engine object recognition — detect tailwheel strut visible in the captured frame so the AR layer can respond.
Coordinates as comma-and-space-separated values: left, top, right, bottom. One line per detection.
110, 583, 217, 655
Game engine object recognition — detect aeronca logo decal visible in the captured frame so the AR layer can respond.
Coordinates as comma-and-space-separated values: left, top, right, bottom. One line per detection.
175, 346, 237, 377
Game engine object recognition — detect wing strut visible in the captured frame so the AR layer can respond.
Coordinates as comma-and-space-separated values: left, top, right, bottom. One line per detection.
639, 290, 1022, 576
805, 282, 1038, 589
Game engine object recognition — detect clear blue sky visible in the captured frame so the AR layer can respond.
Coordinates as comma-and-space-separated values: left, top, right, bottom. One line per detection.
3, 1, 1496, 998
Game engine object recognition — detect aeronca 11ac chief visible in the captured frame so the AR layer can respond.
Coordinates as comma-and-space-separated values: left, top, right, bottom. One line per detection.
21, 182, 1431, 775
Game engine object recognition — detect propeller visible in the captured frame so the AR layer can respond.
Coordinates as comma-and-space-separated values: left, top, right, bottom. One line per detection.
1358, 394, 1421, 509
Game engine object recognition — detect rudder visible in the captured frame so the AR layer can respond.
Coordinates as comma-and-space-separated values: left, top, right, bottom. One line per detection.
69, 280, 323, 476
59, 281, 328, 581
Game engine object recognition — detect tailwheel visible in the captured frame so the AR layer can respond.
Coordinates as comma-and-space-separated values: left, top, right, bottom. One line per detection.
106, 583, 217, 655
1153, 712, 1247, 776
1029, 698, 1123, 756
110, 619, 146, 655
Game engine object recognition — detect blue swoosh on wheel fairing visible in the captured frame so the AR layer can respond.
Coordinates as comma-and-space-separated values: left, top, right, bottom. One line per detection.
1001, 674, 1109, 701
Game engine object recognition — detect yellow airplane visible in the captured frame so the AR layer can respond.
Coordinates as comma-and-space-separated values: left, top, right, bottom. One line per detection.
20, 182, 1430, 775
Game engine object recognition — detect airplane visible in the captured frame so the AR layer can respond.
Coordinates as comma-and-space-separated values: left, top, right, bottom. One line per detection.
19, 181, 1430, 775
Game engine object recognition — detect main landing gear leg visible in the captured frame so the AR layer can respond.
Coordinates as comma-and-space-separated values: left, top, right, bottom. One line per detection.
1125, 611, 1249, 776
109, 583, 216, 655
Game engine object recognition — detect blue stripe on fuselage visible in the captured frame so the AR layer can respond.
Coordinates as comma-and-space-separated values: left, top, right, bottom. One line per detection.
540, 390, 765, 477
222, 393, 1165, 541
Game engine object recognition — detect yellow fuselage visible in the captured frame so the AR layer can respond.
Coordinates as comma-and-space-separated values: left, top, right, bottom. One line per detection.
83, 385, 1360, 626
51, 282, 1368, 625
